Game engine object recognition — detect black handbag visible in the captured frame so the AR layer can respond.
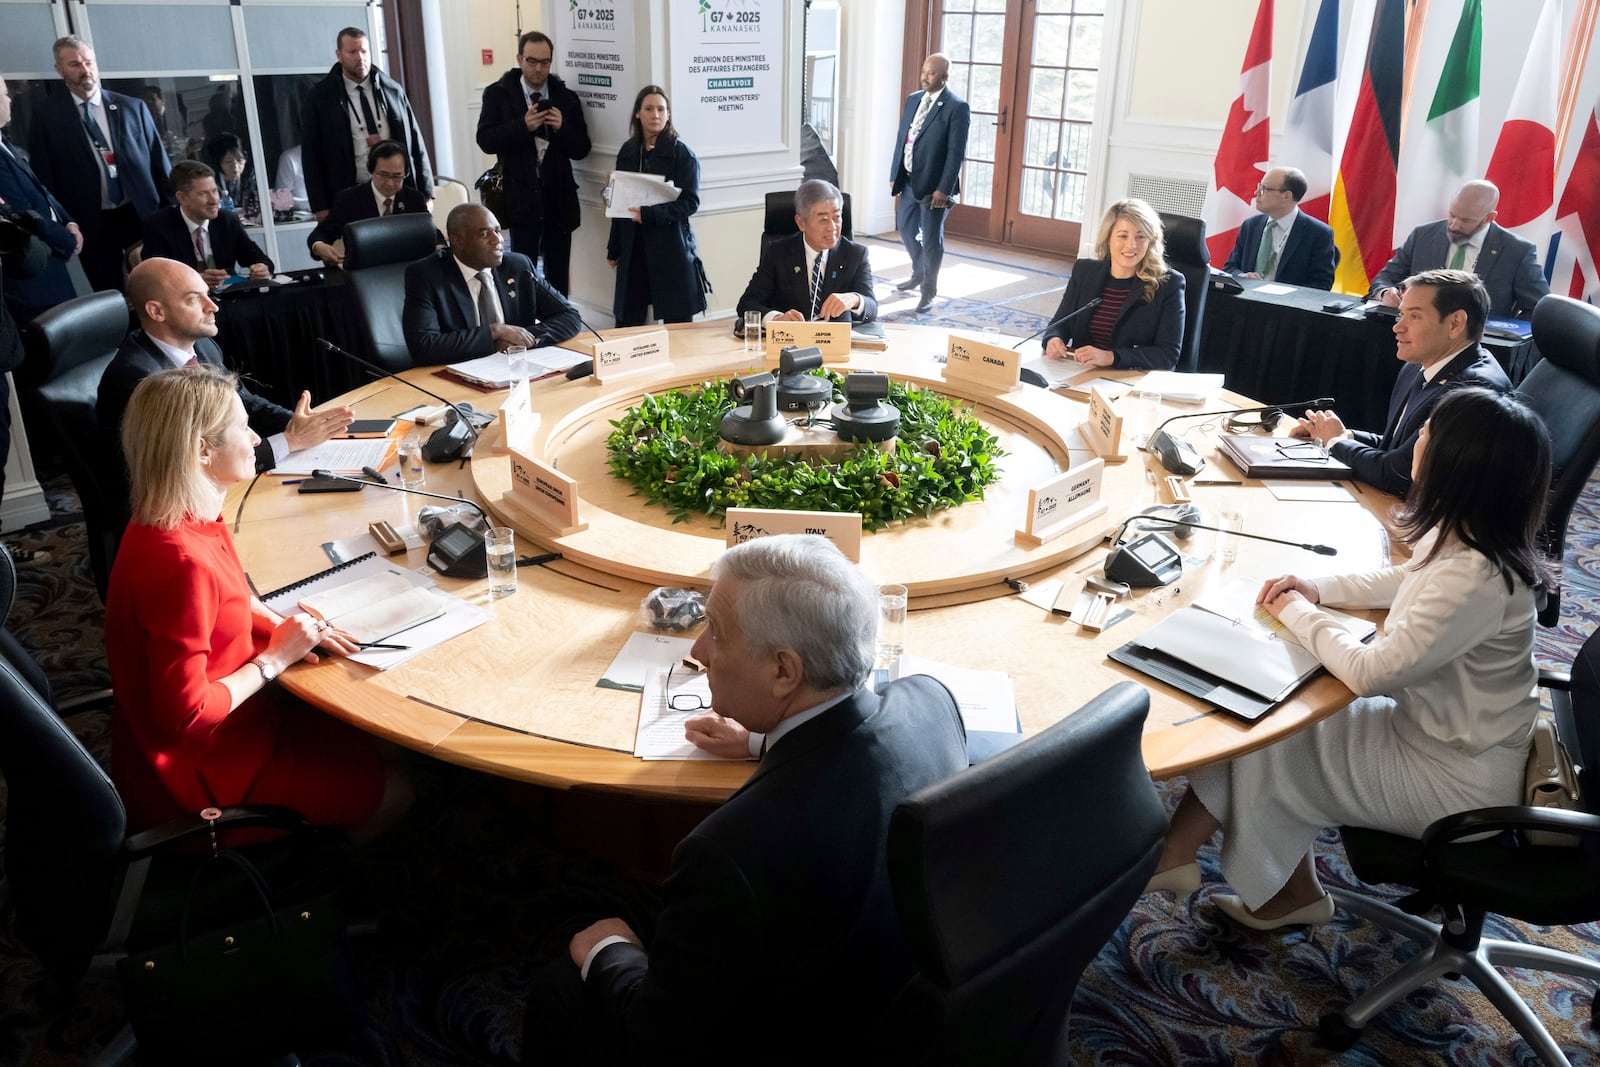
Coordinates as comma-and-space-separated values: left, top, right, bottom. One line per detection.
116, 847, 349, 1060
476, 163, 507, 222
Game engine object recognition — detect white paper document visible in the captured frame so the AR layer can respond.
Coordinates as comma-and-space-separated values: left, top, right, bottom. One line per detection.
635, 667, 758, 761
1135, 371, 1225, 405
269, 438, 392, 475
1263, 480, 1355, 503
446, 347, 590, 389
1255, 283, 1298, 295
600, 632, 696, 692
605, 171, 680, 218
1191, 577, 1377, 649
894, 654, 1020, 734
1134, 606, 1322, 701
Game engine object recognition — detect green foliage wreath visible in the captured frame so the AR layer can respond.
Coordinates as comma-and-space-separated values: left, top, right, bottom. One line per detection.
605, 373, 1004, 531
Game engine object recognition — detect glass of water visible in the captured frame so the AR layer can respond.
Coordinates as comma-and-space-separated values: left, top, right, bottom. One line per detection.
507, 349, 534, 384
1218, 507, 1245, 563
877, 584, 908, 668
1134, 389, 1163, 449
743, 310, 763, 354
486, 527, 517, 598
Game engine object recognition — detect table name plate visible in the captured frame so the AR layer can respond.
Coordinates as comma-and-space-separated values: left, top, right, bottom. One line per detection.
942, 334, 1021, 391
592, 329, 671, 385
503, 445, 588, 535
763, 320, 851, 362
1084, 384, 1130, 463
726, 507, 862, 562
495, 379, 540, 454
1015, 458, 1109, 547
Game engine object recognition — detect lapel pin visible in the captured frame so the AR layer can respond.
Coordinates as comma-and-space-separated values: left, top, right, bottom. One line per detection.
792, 265, 801, 274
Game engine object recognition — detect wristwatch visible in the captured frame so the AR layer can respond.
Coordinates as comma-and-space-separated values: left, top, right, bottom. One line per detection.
251, 656, 278, 683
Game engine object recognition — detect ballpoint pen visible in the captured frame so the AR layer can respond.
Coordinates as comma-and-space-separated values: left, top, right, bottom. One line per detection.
357, 642, 411, 650
517, 551, 564, 568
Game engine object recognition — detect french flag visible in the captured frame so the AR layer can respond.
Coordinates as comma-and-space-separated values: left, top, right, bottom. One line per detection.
1281, 0, 1339, 224
1200, 0, 1274, 264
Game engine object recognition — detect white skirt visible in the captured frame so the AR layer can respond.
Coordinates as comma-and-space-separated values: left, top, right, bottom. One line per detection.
1188, 697, 1528, 911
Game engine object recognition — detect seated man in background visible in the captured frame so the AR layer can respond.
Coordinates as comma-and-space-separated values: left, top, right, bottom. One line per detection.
307, 139, 430, 268
736, 178, 876, 325
1369, 179, 1548, 319
140, 160, 272, 286
402, 202, 580, 365
523, 534, 968, 1066
1291, 269, 1509, 497
1220, 165, 1336, 289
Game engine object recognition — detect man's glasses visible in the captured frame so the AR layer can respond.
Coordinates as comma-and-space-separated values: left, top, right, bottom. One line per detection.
1256, 184, 1287, 193
665, 663, 709, 713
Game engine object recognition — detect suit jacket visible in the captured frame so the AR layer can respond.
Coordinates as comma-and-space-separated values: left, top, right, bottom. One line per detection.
402, 249, 582, 365
28, 88, 170, 227
0, 135, 77, 312
888, 88, 971, 202
1369, 220, 1548, 318
1330, 343, 1510, 497
140, 206, 272, 276
1222, 211, 1337, 290
299, 65, 434, 215
475, 70, 591, 230
585, 676, 968, 1066
735, 234, 877, 323
305, 180, 431, 253
1043, 258, 1186, 371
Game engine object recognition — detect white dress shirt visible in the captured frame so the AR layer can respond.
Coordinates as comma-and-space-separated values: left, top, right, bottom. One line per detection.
343, 75, 390, 175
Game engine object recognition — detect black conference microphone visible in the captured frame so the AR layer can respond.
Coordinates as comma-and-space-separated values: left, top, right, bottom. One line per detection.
311, 469, 489, 578
1146, 396, 1335, 477
1012, 296, 1103, 349
561, 310, 615, 381
316, 338, 485, 463
1103, 507, 1336, 587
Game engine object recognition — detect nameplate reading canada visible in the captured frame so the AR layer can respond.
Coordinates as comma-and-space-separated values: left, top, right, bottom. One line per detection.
725, 507, 862, 562
942, 334, 1021, 391
505, 444, 587, 534
764, 320, 851, 361
592, 329, 671, 385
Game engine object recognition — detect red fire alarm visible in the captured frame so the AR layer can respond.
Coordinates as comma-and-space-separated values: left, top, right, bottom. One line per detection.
481, 49, 494, 65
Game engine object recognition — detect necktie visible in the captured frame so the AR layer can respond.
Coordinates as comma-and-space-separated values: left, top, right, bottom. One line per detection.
192, 224, 205, 264
476, 270, 502, 327
184, 355, 199, 367
381, 196, 393, 217
809, 251, 824, 320
1255, 221, 1278, 278
357, 85, 379, 136
903, 93, 934, 172
81, 101, 124, 205
1448, 241, 1468, 270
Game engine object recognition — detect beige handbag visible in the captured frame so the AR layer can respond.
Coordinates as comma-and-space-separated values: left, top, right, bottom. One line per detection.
1524, 715, 1581, 845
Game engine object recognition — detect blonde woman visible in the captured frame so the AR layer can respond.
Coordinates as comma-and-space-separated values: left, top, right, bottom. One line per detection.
1043, 197, 1185, 370
104, 366, 409, 837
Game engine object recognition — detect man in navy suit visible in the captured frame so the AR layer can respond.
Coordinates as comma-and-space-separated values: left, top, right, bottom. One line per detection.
29, 36, 170, 293
736, 179, 876, 326
0, 75, 82, 317
140, 160, 271, 286
402, 203, 580, 366
531, 534, 967, 1065
889, 53, 970, 314
307, 139, 430, 267
1291, 269, 1509, 497
1221, 166, 1336, 290
1370, 180, 1548, 318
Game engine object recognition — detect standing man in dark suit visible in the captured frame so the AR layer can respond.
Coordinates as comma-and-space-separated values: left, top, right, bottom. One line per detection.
29, 36, 170, 293
736, 179, 876, 325
525, 534, 967, 1066
299, 27, 433, 220
1370, 180, 1548, 319
1292, 269, 1509, 497
475, 31, 591, 296
140, 160, 271, 285
0, 74, 82, 317
306, 139, 430, 267
402, 203, 581, 366
1221, 166, 1337, 290
889, 52, 970, 314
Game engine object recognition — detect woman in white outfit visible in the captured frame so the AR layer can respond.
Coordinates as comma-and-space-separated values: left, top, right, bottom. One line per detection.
1146, 385, 1552, 928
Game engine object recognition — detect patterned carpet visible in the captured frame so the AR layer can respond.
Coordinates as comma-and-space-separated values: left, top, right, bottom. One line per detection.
2, 263, 1598, 1063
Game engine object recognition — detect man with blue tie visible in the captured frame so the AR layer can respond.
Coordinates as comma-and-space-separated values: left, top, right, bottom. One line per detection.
1290, 269, 1509, 497
0, 75, 82, 317
1221, 166, 1337, 290
889, 53, 970, 314
29, 36, 170, 293
735, 179, 876, 326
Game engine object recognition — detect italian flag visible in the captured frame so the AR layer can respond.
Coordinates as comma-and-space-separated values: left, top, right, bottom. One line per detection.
1392, 0, 1481, 245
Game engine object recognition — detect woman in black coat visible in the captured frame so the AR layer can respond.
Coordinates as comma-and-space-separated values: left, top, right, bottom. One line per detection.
607, 86, 709, 326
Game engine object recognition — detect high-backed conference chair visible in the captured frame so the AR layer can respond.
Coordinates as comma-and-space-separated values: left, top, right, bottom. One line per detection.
883, 681, 1165, 1064
1322, 630, 1600, 1065
344, 212, 439, 373
1157, 212, 1209, 373
1516, 295, 1600, 626
762, 189, 854, 252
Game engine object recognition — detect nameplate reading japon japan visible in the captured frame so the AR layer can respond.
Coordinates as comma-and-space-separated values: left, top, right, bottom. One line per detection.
1084, 384, 1130, 463
503, 444, 588, 535
1015, 458, 1108, 547
764, 320, 851, 362
725, 508, 862, 562
592, 330, 671, 385
496, 379, 540, 454
942, 334, 1021, 391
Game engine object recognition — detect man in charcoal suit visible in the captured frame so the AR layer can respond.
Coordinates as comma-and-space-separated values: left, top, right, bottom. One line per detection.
306, 139, 431, 268
140, 160, 271, 285
736, 179, 876, 326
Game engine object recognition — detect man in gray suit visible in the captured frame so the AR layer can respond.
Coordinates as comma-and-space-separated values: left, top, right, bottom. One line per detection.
1369, 179, 1548, 318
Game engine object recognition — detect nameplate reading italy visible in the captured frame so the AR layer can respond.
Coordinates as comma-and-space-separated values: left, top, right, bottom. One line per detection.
504, 444, 588, 535
1084, 384, 1129, 463
942, 334, 1021, 391
1015, 458, 1108, 547
496, 379, 540, 454
763, 320, 851, 361
592, 329, 671, 385
725, 507, 862, 562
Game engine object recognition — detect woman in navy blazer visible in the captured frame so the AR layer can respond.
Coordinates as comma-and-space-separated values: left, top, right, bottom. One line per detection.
1043, 198, 1185, 371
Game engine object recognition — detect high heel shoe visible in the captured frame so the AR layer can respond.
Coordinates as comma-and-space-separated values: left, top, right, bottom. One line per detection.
1143, 862, 1202, 897
1214, 892, 1335, 930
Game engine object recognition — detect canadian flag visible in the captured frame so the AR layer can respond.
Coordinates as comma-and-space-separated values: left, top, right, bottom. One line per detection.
1200, 0, 1274, 263
1483, 0, 1560, 246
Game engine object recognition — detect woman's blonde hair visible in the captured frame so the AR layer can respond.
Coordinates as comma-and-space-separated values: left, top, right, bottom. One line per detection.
1093, 198, 1169, 303
122, 365, 240, 529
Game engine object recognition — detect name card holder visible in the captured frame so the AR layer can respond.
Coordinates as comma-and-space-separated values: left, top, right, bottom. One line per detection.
726, 507, 862, 562
942, 334, 1021, 392
1015, 458, 1108, 547
1083, 384, 1131, 463
495, 379, 540, 454
763, 320, 852, 362
592, 329, 671, 384
502, 444, 588, 535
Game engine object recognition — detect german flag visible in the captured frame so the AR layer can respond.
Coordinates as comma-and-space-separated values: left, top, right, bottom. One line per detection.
1330, 0, 1404, 295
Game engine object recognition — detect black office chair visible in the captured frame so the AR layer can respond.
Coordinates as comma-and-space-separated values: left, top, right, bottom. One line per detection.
19, 290, 133, 601
883, 681, 1165, 1065
1516, 295, 1600, 626
344, 213, 439, 373
1321, 630, 1600, 1065
1158, 212, 1209, 373
762, 189, 854, 251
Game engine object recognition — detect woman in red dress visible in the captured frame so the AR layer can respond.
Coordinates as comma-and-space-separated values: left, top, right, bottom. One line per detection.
105, 365, 409, 836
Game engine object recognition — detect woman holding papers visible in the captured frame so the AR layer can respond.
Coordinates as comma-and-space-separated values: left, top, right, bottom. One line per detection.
104, 367, 409, 837
606, 85, 710, 327
1041, 198, 1184, 371
1146, 387, 1549, 928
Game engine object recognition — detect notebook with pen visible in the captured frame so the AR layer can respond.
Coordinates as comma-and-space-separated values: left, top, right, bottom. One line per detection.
1217, 434, 1353, 480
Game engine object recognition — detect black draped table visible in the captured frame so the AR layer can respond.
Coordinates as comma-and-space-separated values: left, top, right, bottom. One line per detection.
211, 269, 372, 409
